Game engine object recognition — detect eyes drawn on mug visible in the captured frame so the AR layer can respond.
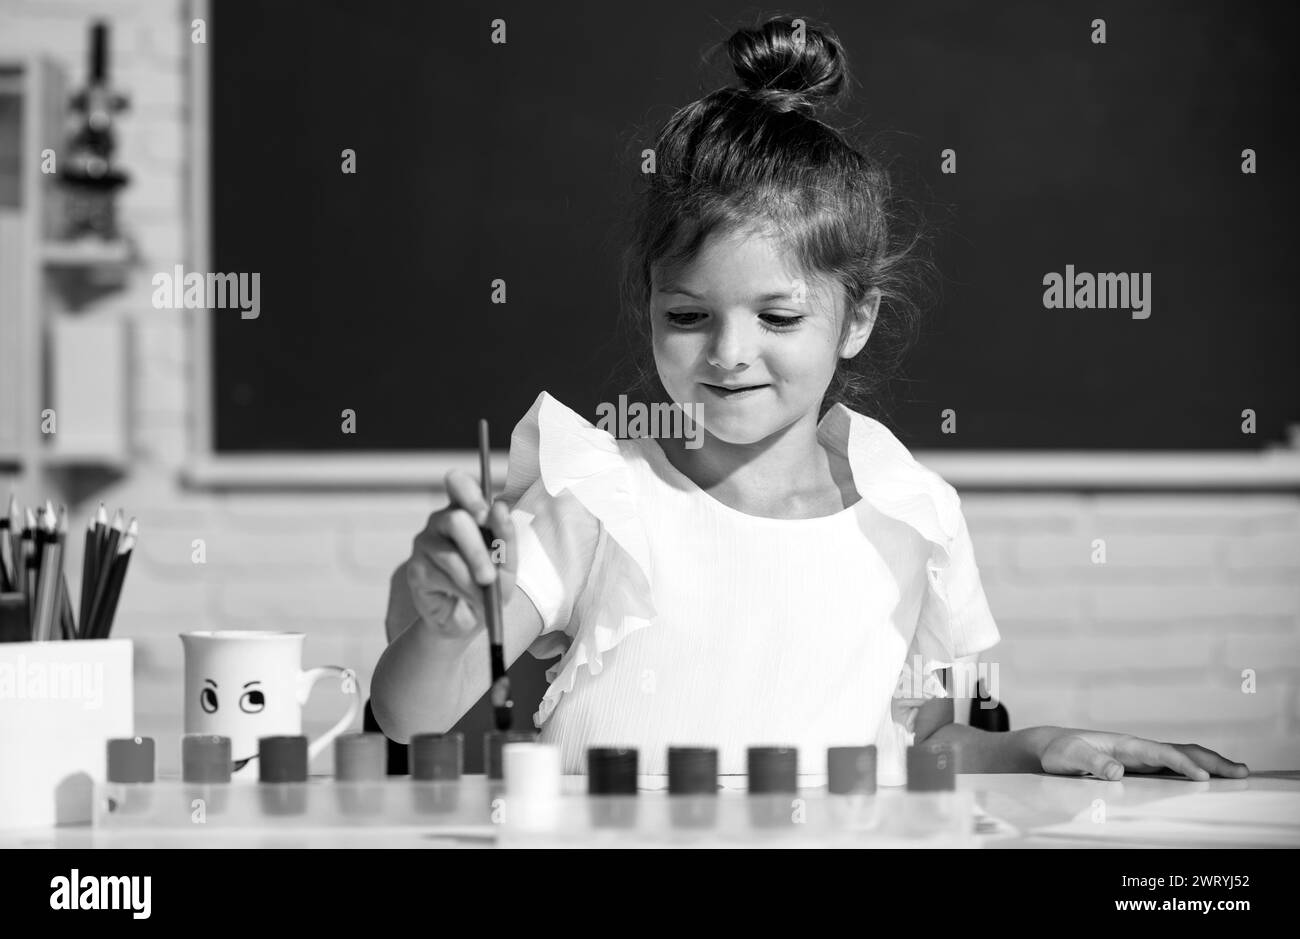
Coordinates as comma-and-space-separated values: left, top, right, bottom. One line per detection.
200, 678, 267, 715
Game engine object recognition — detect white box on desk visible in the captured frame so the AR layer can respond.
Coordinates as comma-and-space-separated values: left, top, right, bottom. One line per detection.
0, 639, 133, 830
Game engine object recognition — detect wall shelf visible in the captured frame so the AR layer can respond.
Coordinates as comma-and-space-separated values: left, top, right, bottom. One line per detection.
39, 451, 130, 471
42, 237, 133, 267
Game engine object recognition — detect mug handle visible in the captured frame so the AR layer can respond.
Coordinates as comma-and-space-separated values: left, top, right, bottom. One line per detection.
297, 665, 364, 762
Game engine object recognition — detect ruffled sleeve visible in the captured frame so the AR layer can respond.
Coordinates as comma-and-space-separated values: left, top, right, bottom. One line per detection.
503, 392, 657, 729
828, 404, 1002, 784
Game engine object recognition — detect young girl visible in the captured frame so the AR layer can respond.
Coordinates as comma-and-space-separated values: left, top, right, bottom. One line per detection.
373, 16, 1247, 786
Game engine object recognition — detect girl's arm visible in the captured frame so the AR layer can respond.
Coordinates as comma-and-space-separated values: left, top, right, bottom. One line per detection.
917, 709, 1249, 779
371, 581, 544, 743
918, 713, 1066, 773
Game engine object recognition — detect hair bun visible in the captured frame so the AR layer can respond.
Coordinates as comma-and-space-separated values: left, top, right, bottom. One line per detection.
726, 17, 848, 116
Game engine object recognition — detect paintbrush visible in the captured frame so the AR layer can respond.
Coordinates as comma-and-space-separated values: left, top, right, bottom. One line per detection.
478, 419, 512, 731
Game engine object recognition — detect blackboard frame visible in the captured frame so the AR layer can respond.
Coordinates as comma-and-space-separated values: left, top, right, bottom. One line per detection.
181, 0, 1300, 491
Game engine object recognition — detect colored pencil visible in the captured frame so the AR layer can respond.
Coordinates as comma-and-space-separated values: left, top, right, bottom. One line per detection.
92, 501, 108, 560
90, 518, 136, 639
58, 573, 75, 640
32, 506, 62, 641
79, 504, 103, 633
86, 508, 124, 639
22, 507, 39, 630
5, 495, 20, 594
0, 493, 13, 592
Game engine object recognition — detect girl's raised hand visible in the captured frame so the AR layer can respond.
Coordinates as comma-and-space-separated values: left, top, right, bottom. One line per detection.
1039, 731, 1250, 781
406, 469, 517, 637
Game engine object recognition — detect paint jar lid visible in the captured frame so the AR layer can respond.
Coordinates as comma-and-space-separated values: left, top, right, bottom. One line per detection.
107, 736, 154, 783
334, 733, 387, 782
907, 744, 957, 792
410, 732, 463, 781
587, 747, 638, 795
668, 746, 718, 795
827, 745, 877, 794
181, 734, 231, 783
747, 746, 798, 793
484, 730, 538, 780
259, 735, 308, 783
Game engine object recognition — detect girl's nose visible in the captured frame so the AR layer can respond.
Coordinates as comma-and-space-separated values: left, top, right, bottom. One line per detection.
705, 318, 757, 371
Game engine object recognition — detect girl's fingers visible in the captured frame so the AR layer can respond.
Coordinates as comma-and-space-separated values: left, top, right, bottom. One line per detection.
486, 500, 517, 574
407, 553, 482, 636
426, 545, 482, 610
422, 591, 477, 636
1120, 738, 1209, 781
1179, 744, 1250, 778
406, 555, 459, 629
446, 470, 491, 525
889, 697, 927, 732
1045, 735, 1122, 779
1079, 742, 1124, 781
431, 507, 497, 585
446, 594, 480, 634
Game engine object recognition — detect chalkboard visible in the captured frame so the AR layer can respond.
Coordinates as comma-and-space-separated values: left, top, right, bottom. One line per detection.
209, 0, 1298, 453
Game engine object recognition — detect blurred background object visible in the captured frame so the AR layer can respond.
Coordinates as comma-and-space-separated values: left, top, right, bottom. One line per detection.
59, 20, 130, 241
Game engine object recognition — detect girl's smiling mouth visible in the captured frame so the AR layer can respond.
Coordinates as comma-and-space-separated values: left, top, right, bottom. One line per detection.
701, 382, 770, 399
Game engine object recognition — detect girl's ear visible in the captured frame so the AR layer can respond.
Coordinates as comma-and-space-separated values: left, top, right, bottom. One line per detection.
839, 288, 881, 359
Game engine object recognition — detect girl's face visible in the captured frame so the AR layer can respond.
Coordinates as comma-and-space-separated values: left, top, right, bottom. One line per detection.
650, 228, 877, 446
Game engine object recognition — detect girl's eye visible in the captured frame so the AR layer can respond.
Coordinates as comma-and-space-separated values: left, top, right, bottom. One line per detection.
240, 689, 266, 714
666, 311, 805, 330
200, 688, 218, 714
760, 314, 805, 331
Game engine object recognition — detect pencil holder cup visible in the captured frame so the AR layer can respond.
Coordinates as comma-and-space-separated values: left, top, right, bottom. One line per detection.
0, 638, 133, 829
0, 593, 30, 643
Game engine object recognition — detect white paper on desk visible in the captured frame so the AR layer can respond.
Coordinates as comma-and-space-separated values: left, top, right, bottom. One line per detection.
1032, 791, 1300, 847
1034, 819, 1300, 848
1111, 791, 1300, 827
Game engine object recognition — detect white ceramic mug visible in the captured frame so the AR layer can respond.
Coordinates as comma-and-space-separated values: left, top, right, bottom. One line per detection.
181, 630, 362, 774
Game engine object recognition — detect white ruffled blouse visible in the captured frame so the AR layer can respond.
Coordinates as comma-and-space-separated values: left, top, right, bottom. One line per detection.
498, 392, 1001, 786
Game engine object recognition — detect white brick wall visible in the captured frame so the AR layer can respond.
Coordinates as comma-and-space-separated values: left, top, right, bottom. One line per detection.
970, 493, 1300, 771
3, 0, 1297, 778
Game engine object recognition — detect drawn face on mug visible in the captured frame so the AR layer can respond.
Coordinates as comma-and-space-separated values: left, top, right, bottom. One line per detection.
198, 677, 267, 717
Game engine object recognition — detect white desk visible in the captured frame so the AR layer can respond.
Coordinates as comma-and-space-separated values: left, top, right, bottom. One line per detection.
3, 772, 1297, 848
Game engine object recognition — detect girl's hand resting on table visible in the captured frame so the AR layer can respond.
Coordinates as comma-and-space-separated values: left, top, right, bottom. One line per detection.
406, 469, 517, 637
1040, 731, 1249, 781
